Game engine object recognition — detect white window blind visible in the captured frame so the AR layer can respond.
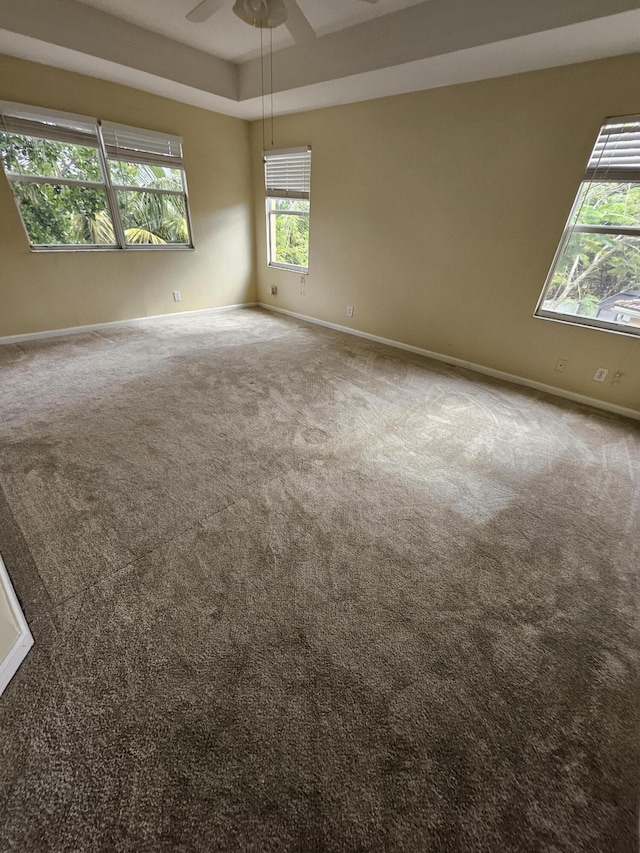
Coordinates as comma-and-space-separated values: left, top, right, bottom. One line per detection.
264, 146, 311, 200
0, 102, 98, 149
100, 121, 184, 168
585, 115, 640, 182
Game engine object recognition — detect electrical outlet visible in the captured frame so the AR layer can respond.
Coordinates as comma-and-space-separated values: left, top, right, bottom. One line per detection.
593, 367, 609, 382
555, 359, 567, 373
299, 276, 305, 295
346, 306, 354, 318
173, 290, 181, 302
613, 372, 623, 385
269, 286, 277, 296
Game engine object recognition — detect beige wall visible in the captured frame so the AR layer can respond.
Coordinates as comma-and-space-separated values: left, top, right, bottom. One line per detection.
2, 52, 639, 413
0, 54, 256, 337
251, 53, 640, 414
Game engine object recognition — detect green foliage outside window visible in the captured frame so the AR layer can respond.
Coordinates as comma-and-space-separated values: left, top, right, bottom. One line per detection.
0, 133, 190, 246
11, 182, 114, 245
1, 135, 102, 180
271, 198, 309, 269
117, 189, 189, 245
544, 182, 640, 317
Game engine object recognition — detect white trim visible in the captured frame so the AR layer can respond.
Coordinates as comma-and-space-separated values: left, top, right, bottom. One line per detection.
258, 304, 640, 422
0, 303, 258, 346
0, 554, 34, 697
3, 301, 636, 421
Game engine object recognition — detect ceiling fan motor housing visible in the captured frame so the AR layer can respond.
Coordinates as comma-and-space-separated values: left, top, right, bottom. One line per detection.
233, 0, 287, 28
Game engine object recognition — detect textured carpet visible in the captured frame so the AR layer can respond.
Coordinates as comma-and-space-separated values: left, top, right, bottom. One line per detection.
0, 307, 638, 852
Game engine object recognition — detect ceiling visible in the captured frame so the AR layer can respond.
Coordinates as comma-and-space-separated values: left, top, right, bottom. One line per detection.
74, 0, 427, 63
0, 0, 639, 120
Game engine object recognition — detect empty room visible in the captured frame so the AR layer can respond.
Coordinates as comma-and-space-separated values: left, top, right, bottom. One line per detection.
0, 0, 639, 850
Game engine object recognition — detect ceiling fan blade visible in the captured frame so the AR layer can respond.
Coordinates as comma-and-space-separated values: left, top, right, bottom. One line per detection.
186, 0, 225, 23
283, 0, 316, 43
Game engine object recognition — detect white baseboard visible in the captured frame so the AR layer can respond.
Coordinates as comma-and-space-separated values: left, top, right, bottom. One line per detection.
0, 554, 34, 697
2, 299, 637, 421
0, 302, 258, 346
258, 303, 640, 422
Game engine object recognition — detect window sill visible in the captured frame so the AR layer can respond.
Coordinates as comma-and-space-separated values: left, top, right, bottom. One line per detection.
29, 244, 195, 253
534, 310, 640, 338
268, 262, 308, 274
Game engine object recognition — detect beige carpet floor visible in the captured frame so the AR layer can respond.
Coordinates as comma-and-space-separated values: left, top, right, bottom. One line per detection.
0, 307, 638, 852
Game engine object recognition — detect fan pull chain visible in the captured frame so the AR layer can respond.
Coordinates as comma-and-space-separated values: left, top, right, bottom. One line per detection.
260, 25, 266, 152
270, 27, 274, 147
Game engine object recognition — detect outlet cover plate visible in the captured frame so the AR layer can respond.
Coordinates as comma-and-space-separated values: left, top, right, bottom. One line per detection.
594, 367, 609, 382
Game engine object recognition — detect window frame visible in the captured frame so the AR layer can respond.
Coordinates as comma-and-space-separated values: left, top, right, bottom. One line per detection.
264, 146, 311, 274
534, 114, 640, 338
0, 101, 195, 252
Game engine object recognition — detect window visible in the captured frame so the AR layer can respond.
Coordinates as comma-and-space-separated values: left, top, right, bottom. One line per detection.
0, 101, 194, 250
264, 147, 311, 272
535, 115, 640, 336
101, 122, 192, 246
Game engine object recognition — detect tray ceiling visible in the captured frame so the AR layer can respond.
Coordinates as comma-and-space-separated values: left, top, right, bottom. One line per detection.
0, 0, 639, 119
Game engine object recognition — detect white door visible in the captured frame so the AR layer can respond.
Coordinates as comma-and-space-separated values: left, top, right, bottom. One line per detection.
0, 554, 33, 696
